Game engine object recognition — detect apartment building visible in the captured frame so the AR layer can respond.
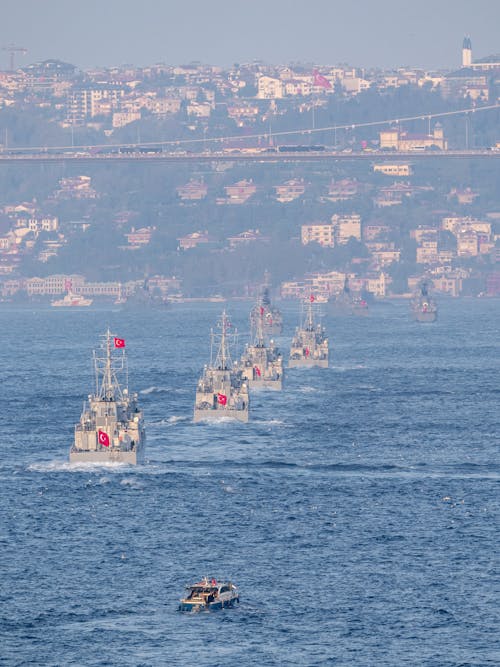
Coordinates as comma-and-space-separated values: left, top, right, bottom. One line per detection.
67, 85, 125, 124
124, 227, 155, 249
222, 180, 257, 204
176, 180, 208, 201
331, 214, 361, 244
274, 179, 306, 203
379, 123, 447, 151
257, 76, 284, 99
301, 221, 335, 247
178, 231, 212, 250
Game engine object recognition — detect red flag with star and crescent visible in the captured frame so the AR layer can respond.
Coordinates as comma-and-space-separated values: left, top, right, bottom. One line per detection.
313, 69, 332, 89
305, 348, 310, 357
98, 430, 110, 447
254, 366, 261, 377
310, 294, 315, 303
114, 337, 125, 348
217, 393, 227, 406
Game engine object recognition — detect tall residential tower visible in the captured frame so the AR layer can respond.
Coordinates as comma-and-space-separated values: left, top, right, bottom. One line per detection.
462, 36, 472, 67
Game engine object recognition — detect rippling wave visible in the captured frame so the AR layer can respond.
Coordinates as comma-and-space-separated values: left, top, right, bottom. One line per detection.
1, 300, 499, 666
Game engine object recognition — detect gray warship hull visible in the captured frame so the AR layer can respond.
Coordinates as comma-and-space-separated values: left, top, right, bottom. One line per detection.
193, 407, 249, 423
413, 310, 437, 323
70, 441, 145, 464
329, 303, 368, 317
289, 357, 328, 368
248, 377, 282, 390
411, 282, 437, 323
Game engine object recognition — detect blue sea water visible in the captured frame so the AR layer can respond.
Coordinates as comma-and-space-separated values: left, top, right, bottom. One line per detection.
0, 299, 499, 666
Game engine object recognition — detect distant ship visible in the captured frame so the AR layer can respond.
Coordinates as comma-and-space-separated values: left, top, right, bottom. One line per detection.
240, 305, 283, 390
52, 278, 93, 307
120, 277, 168, 309
328, 277, 368, 316
70, 330, 145, 464
51, 291, 93, 307
411, 282, 437, 322
289, 295, 329, 368
194, 310, 249, 422
250, 274, 283, 335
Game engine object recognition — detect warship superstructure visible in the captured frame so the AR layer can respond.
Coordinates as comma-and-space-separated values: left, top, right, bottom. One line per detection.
121, 277, 168, 309
289, 296, 329, 368
328, 276, 368, 316
411, 282, 437, 322
194, 311, 249, 422
240, 306, 283, 390
70, 330, 145, 464
250, 275, 283, 335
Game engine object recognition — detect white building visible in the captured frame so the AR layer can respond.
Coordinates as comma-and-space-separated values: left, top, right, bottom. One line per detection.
331, 214, 361, 245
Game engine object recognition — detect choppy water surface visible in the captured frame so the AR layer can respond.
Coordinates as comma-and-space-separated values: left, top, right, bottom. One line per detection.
1, 300, 499, 666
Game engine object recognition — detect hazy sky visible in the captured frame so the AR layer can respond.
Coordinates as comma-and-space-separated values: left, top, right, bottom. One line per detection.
1, 0, 498, 71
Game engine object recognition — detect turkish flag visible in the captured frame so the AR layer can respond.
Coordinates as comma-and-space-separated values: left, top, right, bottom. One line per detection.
98, 430, 110, 447
114, 337, 125, 348
217, 393, 227, 406
260, 306, 265, 316
312, 69, 332, 89
64, 279, 72, 292
254, 366, 261, 377
310, 294, 315, 303
305, 348, 310, 357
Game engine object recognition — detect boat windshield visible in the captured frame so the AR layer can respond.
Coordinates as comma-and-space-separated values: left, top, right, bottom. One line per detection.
187, 586, 217, 597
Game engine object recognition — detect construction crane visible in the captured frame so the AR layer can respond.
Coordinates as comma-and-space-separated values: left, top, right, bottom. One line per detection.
2, 44, 27, 71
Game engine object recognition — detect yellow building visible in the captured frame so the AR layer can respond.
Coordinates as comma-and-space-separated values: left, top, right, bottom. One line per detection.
331, 214, 361, 244
257, 76, 284, 99
301, 222, 334, 247
275, 179, 306, 203
379, 123, 447, 151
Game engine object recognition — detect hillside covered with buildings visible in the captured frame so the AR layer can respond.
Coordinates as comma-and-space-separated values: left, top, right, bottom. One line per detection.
0, 37, 499, 301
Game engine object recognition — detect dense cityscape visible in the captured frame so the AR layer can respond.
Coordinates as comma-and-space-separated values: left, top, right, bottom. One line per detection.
0, 37, 499, 302
3, 5, 500, 664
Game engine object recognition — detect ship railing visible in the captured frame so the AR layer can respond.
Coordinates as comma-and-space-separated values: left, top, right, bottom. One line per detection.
75, 423, 97, 433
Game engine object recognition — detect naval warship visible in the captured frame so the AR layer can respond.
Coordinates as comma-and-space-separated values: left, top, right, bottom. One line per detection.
194, 310, 249, 422
121, 277, 168, 309
70, 329, 146, 464
289, 295, 329, 368
328, 276, 368, 316
240, 305, 283, 390
250, 275, 283, 335
411, 281, 437, 322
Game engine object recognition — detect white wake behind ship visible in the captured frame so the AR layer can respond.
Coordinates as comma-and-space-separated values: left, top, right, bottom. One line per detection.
194, 310, 249, 422
289, 295, 329, 368
70, 330, 145, 464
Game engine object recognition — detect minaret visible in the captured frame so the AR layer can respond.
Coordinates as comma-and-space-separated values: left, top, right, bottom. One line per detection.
462, 36, 472, 68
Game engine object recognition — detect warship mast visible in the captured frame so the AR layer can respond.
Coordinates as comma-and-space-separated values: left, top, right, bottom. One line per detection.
94, 329, 126, 401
